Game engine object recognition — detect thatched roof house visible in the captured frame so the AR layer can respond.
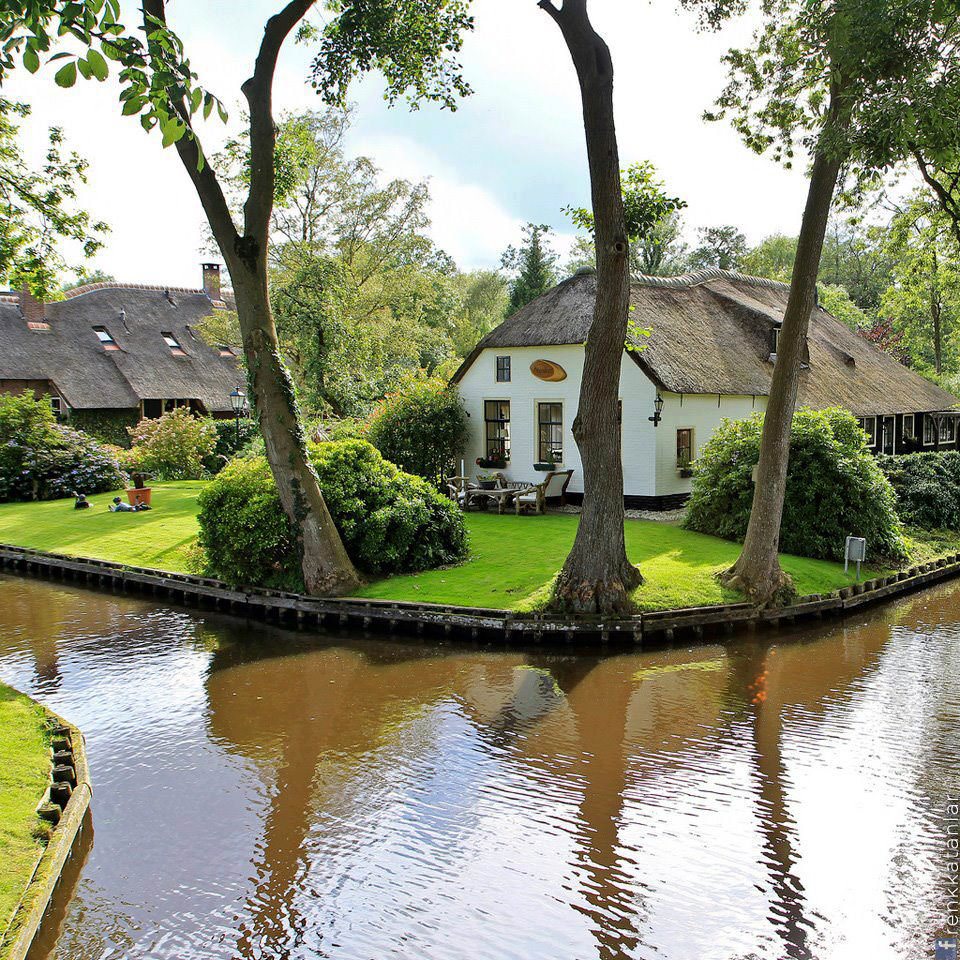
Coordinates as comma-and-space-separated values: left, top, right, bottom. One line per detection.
453, 269, 960, 508
0, 265, 240, 440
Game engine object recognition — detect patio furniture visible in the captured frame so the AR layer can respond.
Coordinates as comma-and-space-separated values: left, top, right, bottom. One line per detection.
514, 470, 574, 515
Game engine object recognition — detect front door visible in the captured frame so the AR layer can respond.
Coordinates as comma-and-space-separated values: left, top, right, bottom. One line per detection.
882, 416, 895, 454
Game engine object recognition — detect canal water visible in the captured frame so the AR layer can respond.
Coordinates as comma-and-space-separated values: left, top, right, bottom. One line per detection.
1, 576, 958, 960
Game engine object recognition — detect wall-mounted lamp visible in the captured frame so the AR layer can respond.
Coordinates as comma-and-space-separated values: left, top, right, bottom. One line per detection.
649, 392, 664, 427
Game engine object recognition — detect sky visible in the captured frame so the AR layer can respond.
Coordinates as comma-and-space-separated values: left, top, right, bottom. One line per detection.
4, 0, 815, 291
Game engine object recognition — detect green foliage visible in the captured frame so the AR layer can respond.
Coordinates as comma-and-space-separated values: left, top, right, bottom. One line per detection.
685, 407, 908, 563
0, 97, 107, 296
0, 392, 126, 501
564, 161, 687, 249
817, 283, 869, 330
364, 379, 468, 486
70, 409, 138, 447
126, 408, 217, 481
501, 223, 558, 316
208, 417, 259, 471
876, 452, 960, 531
686, 224, 746, 272
197, 441, 468, 587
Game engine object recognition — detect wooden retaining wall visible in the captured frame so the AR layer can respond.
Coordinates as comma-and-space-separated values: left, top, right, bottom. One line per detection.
3, 544, 960, 647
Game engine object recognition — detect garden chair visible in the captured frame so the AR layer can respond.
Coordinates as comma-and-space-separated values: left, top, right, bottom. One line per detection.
514, 470, 574, 515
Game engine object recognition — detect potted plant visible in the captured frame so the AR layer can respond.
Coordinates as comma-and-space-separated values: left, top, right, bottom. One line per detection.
476, 473, 500, 490
124, 451, 153, 506
534, 461, 556, 472
676, 453, 694, 478
476, 456, 507, 470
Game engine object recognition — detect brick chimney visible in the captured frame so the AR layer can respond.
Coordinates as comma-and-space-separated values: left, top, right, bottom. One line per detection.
19, 284, 49, 330
201, 263, 222, 301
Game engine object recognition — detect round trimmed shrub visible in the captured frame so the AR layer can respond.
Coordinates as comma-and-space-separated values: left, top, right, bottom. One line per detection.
197, 439, 468, 588
364, 379, 468, 487
684, 407, 908, 563
127, 408, 218, 481
0, 393, 127, 502
876, 451, 960, 530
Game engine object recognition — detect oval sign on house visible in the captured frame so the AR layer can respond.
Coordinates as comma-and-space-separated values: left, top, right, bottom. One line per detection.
530, 359, 567, 382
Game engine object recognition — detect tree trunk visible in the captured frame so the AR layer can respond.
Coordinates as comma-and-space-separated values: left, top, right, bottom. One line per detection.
230, 258, 361, 595
540, 0, 642, 615
721, 98, 848, 607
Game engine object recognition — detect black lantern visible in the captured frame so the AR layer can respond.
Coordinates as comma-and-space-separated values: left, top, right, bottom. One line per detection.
230, 386, 246, 450
649, 392, 664, 427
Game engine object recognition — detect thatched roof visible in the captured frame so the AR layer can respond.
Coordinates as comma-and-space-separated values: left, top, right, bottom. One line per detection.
453, 269, 959, 417
0, 284, 240, 412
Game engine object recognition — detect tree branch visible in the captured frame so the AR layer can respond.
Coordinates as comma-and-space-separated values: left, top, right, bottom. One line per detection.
913, 148, 960, 248
141, 0, 240, 259
241, 0, 315, 244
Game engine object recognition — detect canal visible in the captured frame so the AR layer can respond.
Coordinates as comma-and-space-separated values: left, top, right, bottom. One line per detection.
1, 574, 958, 960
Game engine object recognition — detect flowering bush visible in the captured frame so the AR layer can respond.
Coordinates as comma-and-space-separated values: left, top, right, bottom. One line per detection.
0, 393, 127, 502
197, 439, 468, 588
127, 408, 218, 481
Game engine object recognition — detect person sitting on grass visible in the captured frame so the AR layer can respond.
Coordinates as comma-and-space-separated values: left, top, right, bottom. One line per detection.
109, 497, 151, 513
73, 492, 90, 510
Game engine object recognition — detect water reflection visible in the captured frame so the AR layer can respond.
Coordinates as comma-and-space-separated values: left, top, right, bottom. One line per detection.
0, 575, 957, 960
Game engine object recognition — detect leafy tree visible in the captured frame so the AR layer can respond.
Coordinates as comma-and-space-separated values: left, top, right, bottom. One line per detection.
740, 233, 797, 281
817, 283, 869, 331
0, 1, 477, 596
538, 0, 643, 614
0, 97, 107, 298
501, 223, 559, 316
126, 407, 218, 480
686, 224, 746, 271
880, 192, 960, 374
61, 268, 114, 291
447, 269, 510, 357
859, 316, 909, 362
693, 0, 960, 606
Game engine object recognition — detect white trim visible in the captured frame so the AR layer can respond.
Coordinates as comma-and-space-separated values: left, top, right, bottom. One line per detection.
860, 415, 877, 447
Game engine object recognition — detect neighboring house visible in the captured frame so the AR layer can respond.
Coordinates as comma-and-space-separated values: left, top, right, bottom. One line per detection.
452, 268, 960, 508
0, 264, 241, 441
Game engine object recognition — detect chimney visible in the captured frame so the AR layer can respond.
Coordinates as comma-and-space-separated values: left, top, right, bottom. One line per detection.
19, 284, 49, 330
202, 263, 222, 301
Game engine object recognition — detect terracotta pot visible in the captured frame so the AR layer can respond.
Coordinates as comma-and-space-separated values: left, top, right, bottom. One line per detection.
127, 487, 152, 507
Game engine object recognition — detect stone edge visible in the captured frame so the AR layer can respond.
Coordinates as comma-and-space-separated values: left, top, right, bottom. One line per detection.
0, 700, 91, 960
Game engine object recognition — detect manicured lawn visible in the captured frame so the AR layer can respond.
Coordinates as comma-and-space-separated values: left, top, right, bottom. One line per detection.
0, 683, 50, 938
0, 483, 881, 611
355, 511, 880, 610
0, 482, 203, 572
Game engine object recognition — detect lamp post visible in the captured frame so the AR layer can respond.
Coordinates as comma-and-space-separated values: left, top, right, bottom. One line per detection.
648, 392, 664, 427
230, 386, 246, 451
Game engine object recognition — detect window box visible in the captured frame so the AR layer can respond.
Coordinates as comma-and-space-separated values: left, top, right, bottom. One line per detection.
534, 461, 556, 472
476, 457, 506, 470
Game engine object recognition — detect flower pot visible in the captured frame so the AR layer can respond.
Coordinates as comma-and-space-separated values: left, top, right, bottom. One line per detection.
479, 480, 497, 490
127, 487, 152, 507
678, 468, 693, 479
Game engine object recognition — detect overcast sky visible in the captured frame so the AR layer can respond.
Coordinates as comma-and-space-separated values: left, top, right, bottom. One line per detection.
4, 0, 814, 291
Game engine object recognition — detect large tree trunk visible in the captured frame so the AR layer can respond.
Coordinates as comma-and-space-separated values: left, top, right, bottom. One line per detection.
540, 0, 642, 616
144, 0, 360, 596
230, 257, 360, 594
721, 100, 847, 607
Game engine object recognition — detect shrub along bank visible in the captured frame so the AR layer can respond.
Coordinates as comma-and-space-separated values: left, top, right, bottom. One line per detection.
685, 408, 909, 565
197, 440, 469, 590
877, 452, 960, 531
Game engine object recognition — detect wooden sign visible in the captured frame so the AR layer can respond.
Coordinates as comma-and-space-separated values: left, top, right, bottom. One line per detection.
530, 359, 567, 382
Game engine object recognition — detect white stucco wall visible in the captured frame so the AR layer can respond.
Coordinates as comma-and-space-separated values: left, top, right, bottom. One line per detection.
455, 347, 768, 500
654, 392, 766, 496
456, 345, 657, 497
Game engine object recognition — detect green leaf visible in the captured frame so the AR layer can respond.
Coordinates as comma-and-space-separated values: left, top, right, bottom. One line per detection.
202, 92, 214, 120
217, 101, 228, 123
86, 48, 108, 81
23, 47, 39, 74
77, 57, 92, 80
54, 60, 77, 88
121, 96, 145, 116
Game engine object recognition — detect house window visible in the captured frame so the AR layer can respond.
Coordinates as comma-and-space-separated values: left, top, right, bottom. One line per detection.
50, 396, 62, 416
484, 400, 511, 461
677, 428, 693, 468
923, 414, 956, 445
143, 399, 163, 419
537, 401, 563, 463
859, 416, 877, 446
903, 414, 914, 440
770, 326, 780, 358
218, 345, 235, 357
162, 331, 187, 356
495, 356, 511, 382
93, 325, 119, 350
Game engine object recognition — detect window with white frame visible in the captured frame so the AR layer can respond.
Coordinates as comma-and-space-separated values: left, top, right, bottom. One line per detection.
50, 396, 61, 416
858, 416, 877, 446
903, 414, 915, 440
923, 414, 956, 445
537, 401, 563, 463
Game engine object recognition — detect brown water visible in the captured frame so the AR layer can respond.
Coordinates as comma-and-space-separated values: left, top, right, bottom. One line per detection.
1, 575, 958, 960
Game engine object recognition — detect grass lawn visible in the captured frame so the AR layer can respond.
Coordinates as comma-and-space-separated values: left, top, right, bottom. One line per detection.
0, 683, 50, 939
0, 482, 888, 611
0, 481, 204, 572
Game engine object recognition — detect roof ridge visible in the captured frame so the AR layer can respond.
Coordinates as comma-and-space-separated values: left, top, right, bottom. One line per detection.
631, 267, 792, 294
62, 281, 208, 300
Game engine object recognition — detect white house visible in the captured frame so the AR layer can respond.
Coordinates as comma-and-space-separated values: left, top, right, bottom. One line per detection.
452, 268, 960, 509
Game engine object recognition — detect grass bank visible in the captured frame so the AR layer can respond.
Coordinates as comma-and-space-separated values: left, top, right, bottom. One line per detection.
0, 483, 883, 611
0, 683, 50, 940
